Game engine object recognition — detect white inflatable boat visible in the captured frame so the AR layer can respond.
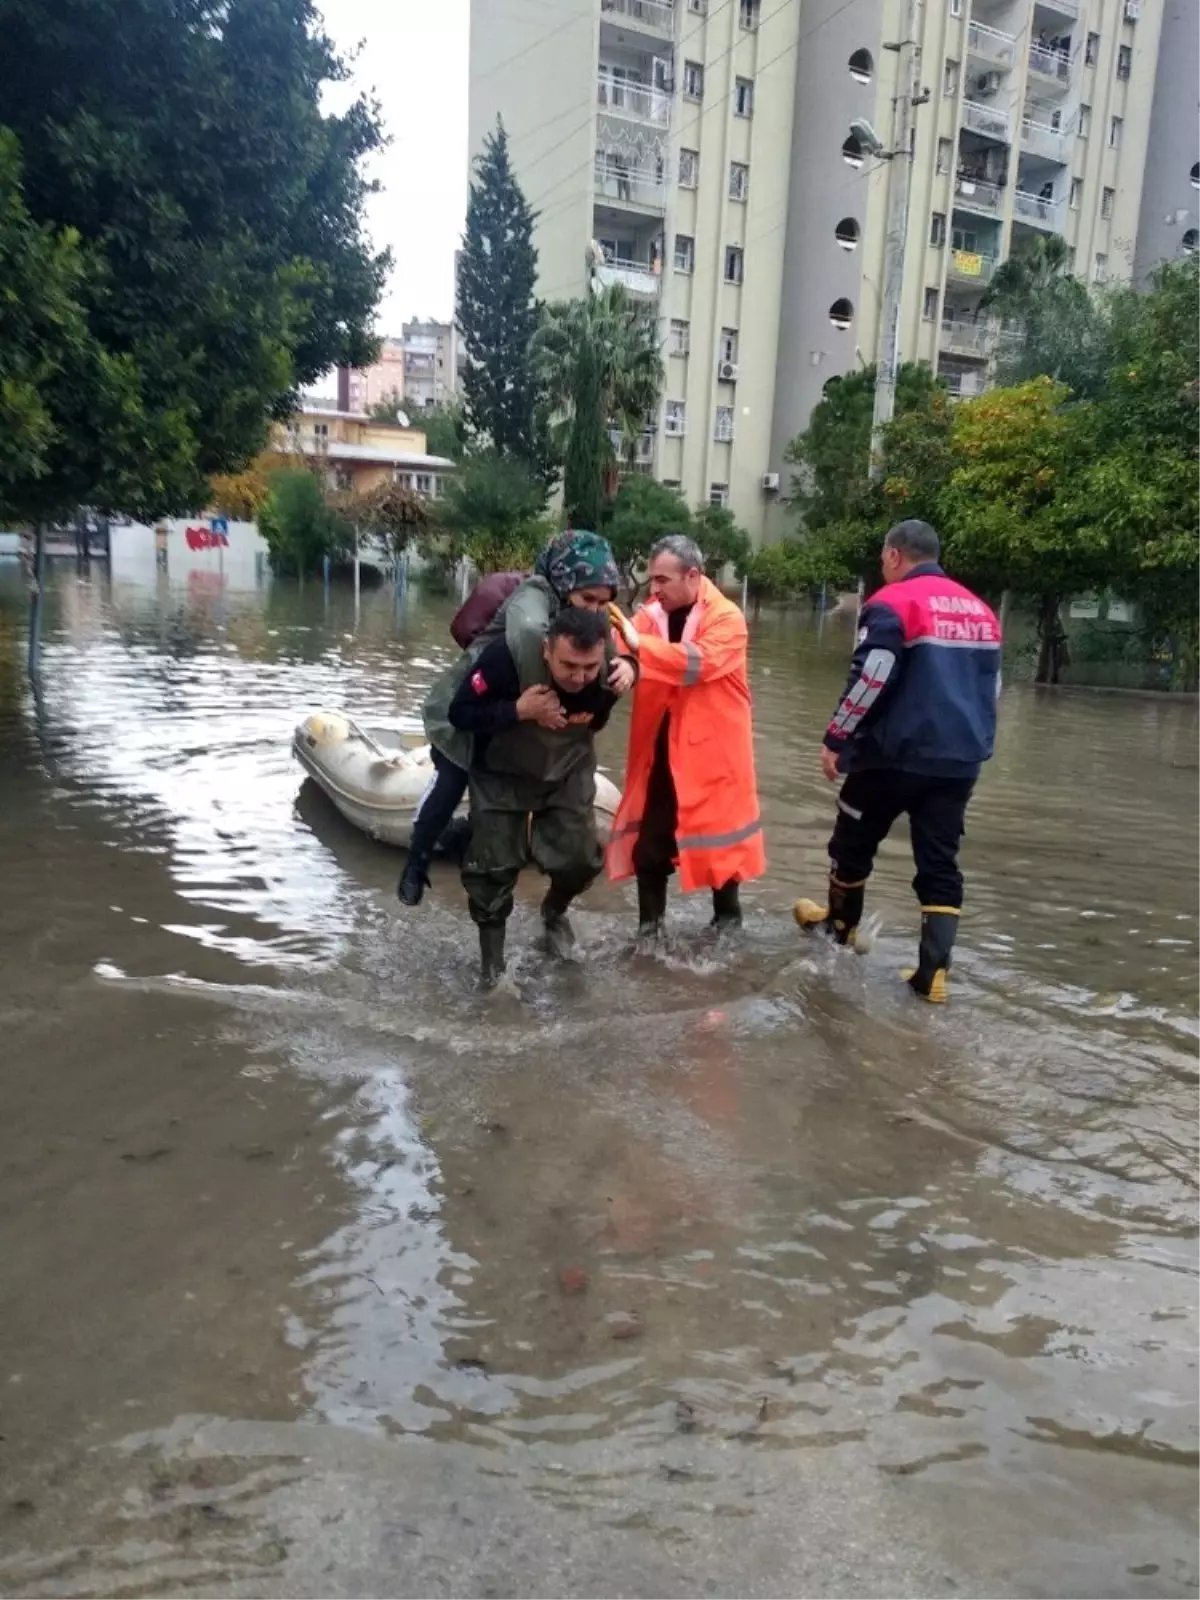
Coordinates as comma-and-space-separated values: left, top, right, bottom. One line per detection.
293, 711, 622, 850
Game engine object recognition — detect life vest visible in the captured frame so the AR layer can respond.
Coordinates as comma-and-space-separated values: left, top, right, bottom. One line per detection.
607, 577, 765, 892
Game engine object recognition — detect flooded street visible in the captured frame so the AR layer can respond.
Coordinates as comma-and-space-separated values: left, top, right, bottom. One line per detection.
0, 563, 1196, 1599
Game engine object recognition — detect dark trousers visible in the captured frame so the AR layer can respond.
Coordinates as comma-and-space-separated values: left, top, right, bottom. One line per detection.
632, 727, 678, 881
409, 747, 468, 860
830, 769, 975, 909
462, 766, 602, 929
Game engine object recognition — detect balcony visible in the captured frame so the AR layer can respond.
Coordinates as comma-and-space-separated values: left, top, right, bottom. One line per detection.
1014, 188, 1064, 230
967, 20, 1016, 67
954, 173, 1004, 216
600, 0, 675, 37
594, 154, 666, 210
941, 318, 995, 357
1027, 40, 1072, 86
963, 100, 1012, 143
596, 72, 671, 126
609, 426, 657, 468
1021, 112, 1072, 163
594, 259, 661, 297
948, 247, 999, 284
941, 368, 989, 398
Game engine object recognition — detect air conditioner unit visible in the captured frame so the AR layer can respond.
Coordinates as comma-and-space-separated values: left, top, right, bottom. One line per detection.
761, 471, 780, 492
718, 360, 739, 381
974, 70, 1002, 96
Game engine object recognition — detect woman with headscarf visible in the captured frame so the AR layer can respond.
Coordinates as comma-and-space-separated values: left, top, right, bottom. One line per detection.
398, 530, 631, 906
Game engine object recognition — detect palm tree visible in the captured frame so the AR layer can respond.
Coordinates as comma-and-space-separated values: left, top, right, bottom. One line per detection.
534, 282, 663, 529
982, 233, 1111, 398
980, 231, 1073, 308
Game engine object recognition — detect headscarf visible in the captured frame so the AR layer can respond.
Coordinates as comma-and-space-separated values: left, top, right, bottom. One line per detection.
534, 530, 620, 601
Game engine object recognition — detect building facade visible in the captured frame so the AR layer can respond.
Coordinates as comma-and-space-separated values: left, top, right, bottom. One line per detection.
276, 409, 455, 499
470, 0, 1185, 542
341, 339, 407, 414
401, 319, 460, 410
1133, 0, 1198, 282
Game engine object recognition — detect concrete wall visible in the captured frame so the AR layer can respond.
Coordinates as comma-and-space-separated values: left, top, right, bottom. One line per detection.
109, 519, 267, 591
1133, 0, 1198, 282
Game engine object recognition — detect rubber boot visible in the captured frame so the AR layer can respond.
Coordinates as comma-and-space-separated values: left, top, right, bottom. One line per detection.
636, 874, 668, 947
710, 879, 742, 931
794, 874, 865, 948
397, 851, 431, 907
904, 907, 959, 1003
541, 885, 577, 960
478, 923, 507, 990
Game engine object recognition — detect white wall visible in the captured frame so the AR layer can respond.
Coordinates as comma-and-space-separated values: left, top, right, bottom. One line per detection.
109, 518, 268, 591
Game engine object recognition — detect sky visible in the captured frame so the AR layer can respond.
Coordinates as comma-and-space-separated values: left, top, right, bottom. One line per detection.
321, 0, 470, 334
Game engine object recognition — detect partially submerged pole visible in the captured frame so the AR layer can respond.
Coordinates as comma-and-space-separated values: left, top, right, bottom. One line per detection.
27, 524, 45, 677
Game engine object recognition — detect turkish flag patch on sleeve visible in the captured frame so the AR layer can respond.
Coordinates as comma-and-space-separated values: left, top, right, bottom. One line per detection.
470, 670, 488, 695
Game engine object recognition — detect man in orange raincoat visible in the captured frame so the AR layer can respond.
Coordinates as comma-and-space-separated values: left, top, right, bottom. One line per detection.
606, 534, 765, 938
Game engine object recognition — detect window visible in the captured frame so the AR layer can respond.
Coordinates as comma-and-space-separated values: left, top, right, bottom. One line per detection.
1109, 115, 1123, 149
952, 224, 978, 251
943, 58, 959, 96
720, 327, 739, 364
729, 162, 749, 201
709, 483, 729, 507
1183, 229, 1199, 254
314, 421, 329, 439
1117, 44, 1132, 79
1078, 103, 1091, 139
663, 478, 682, 490
669, 318, 690, 356
834, 217, 861, 249
683, 60, 704, 99
739, 0, 760, 26
334, 468, 353, 492
842, 133, 865, 168
1085, 31, 1099, 65
930, 211, 947, 246
665, 400, 687, 435
678, 148, 698, 188
724, 245, 744, 284
674, 233, 695, 272
1192, 162, 1199, 190
687, 0, 705, 11
936, 137, 953, 175
950, 0, 962, 15
1093, 252, 1109, 283
923, 286, 939, 321
828, 297, 854, 330
1101, 186, 1115, 219
714, 406, 734, 442
735, 77, 755, 117
415, 473, 433, 495
848, 48, 874, 83
1070, 177, 1083, 209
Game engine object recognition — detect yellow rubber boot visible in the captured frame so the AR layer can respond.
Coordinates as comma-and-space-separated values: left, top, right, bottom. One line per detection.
903, 907, 959, 1003
794, 875, 866, 949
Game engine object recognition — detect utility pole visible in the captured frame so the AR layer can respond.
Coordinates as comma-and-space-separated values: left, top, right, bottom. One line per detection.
869, 0, 926, 483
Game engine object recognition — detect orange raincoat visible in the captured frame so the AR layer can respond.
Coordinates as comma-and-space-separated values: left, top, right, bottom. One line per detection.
607, 577, 765, 892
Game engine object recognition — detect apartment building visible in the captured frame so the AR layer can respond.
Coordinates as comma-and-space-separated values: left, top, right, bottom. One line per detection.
341, 338, 406, 414
470, 0, 802, 538
470, 0, 1184, 542
1133, 0, 1199, 282
276, 408, 455, 498
402, 319, 460, 410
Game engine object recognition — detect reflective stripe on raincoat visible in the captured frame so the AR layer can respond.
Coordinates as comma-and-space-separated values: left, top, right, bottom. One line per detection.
606, 576, 765, 892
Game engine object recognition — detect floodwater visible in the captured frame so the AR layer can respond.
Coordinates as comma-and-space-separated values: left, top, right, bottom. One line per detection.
0, 563, 1196, 1600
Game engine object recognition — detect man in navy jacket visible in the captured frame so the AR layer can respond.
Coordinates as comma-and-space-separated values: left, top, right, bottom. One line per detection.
796, 519, 1002, 1002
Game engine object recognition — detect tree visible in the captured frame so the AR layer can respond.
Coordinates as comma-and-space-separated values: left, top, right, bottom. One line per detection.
939, 379, 1099, 683
412, 400, 469, 463
339, 478, 430, 566
208, 453, 281, 521
692, 503, 752, 578
0, 0, 387, 525
258, 469, 350, 580
602, 476, 691, 596
535, 282, 663, 530
433, 449, 550, 574
366, 391, 408, 423
983, 235, 1114, 399
457, 120, 550, 478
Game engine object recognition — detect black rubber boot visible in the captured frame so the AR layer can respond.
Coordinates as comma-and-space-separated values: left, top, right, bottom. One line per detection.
478, 923, 507, 990
541, 885, 577, 959
397, 852, 431, 907
710, 879, 742, 931
794, 874, 865, 948
636, 874, 668, 945
905, 907, 959, 1004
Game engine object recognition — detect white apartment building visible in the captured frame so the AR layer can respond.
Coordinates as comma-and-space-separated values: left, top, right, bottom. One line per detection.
469, 0, 1189, 542
402, 319, 460, 410
1133, 0, 1198, 282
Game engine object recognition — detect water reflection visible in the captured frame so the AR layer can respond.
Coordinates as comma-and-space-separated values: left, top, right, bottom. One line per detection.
0, 562, 1195, 1598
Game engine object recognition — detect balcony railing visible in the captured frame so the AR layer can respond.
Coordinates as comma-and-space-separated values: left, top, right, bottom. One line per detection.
963, 100, 1012, 142
941, 318, 995, 356
1014, 188, 1063, 229
1020, 113, 1072, 162
1027, 41, 1072, 83
600, 0, 675, 34
954, 174, 1004, 215
609, 426, 657, 464
594, 155, 666, 208
967, 20, 1016, 66
596, 73, 671, 125
941, 369, 989, 398
1043, 0, 1079, 16
948, 247, 999, 284
594, 260, 661, 296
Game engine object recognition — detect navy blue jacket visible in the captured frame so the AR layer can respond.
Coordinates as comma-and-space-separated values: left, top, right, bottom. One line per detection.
824, 564, 1002, 780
